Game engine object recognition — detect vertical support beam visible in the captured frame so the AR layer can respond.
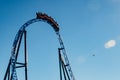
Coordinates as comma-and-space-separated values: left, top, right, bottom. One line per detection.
59, 48, 62, 80
59, 48, 67, 80
61, 61, 67, 80
59, 48, 71, 80
24, 30, 28, 80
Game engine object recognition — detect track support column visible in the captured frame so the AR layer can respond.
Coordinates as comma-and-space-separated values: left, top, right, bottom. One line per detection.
24, 30, 28, 80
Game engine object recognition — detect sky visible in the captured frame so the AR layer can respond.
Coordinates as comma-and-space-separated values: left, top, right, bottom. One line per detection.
0, 0, 120, 80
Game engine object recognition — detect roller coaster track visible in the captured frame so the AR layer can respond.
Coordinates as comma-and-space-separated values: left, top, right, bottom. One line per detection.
3, 12, 75, 80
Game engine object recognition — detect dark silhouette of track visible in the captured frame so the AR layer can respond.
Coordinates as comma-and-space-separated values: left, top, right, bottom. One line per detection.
4, 12, 75, 80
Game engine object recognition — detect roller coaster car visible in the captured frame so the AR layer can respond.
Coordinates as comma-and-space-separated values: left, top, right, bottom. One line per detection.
36, 12, 59, 32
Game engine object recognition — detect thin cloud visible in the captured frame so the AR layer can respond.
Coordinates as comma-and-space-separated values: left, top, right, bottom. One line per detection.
77, 56, 86, 64
104, 40, 116, 48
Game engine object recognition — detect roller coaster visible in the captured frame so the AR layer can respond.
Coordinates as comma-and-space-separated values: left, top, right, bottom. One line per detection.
3, 12, 75, 80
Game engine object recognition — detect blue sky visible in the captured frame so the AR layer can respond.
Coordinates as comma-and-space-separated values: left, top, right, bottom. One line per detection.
0, 0, 120, 80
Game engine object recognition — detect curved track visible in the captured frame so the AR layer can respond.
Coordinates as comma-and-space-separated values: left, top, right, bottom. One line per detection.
4, 12, 75, 80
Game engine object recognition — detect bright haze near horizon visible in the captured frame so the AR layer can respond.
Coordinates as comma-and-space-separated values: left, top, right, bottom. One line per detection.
0, 0, 120, 80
